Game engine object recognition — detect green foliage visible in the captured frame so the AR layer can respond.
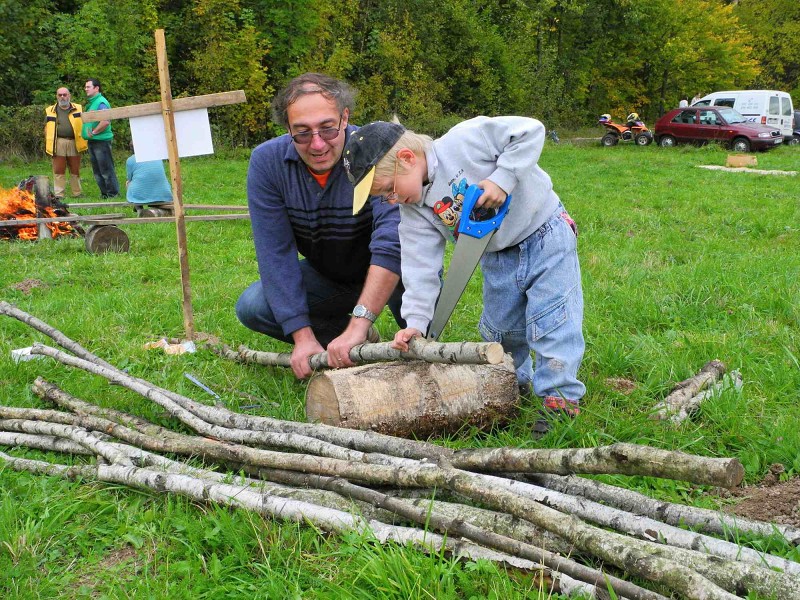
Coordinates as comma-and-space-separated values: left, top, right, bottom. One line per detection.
0, 0, 796, 156
734, 0, 800, 101
49, 0, 161, 106
0, 0, 54, 105
0, 105, 47, 161
182, 0, 272, 147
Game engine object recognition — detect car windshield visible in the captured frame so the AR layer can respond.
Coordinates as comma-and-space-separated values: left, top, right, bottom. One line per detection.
718, 108, 746, 124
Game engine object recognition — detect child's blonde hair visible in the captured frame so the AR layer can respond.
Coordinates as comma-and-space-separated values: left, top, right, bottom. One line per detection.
374, 130, 433, 179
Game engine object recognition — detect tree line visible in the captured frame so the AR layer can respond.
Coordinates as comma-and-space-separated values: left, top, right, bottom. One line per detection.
1, 0, 798, 157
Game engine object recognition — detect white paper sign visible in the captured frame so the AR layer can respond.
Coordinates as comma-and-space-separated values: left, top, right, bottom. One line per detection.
130, 108, 214, 161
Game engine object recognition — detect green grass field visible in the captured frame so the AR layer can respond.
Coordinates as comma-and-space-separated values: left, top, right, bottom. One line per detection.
1, 140, 799, 598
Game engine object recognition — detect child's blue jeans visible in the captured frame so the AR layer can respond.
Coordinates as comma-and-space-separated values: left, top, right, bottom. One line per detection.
478, 204, 585, 404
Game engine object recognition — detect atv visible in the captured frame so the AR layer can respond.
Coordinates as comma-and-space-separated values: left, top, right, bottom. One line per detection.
599, 113, 653, 147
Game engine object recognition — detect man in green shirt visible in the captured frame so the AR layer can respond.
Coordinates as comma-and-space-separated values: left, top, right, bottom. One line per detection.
82, 79, 120, 199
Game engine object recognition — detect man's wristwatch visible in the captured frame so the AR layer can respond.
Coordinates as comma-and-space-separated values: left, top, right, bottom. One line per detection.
352, 304, 378, 323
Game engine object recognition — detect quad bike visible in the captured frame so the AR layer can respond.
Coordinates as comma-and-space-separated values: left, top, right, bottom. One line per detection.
598, 113, 653, 146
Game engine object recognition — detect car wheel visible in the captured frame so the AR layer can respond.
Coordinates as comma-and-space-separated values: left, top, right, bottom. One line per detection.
789, 135, 800, 146
658, 135, 676, 147
635, 133, 652, 146
731, 138, 751, 153
601, 133, 619, 147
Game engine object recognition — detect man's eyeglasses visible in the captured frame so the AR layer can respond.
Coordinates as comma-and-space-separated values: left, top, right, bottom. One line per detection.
290, 116, 343, 145
382, 161, 399, 203
57, 93, 69, 97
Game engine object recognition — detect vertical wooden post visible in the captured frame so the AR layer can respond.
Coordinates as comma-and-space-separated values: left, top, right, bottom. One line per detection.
155, 28, 194, 340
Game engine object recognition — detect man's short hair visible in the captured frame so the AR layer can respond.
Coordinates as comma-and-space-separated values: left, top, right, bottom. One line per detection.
86, 78, 102, 91
271, 73, 355, 129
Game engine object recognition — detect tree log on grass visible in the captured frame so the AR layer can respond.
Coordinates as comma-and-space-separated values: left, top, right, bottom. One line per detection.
651, 360, 727, 421
306, 357, 519, 437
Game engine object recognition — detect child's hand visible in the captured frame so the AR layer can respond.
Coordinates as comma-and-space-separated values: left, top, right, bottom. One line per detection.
476, 180, 507, 209
391, 328, 423, 352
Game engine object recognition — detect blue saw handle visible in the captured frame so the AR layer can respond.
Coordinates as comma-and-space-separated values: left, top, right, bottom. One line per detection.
457, 185, 511, 239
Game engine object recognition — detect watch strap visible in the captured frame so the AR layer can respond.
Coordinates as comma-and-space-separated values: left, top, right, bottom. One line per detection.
353, 304, 378, 323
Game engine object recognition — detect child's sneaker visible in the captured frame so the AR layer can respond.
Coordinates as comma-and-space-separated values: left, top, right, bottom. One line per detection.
533, 396, 580, 438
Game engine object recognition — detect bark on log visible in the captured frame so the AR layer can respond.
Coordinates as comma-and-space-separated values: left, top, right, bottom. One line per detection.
651, 360, 726, 421
214, 337, 506, 369
305, 357, 519, 437
451, 442, 745, 488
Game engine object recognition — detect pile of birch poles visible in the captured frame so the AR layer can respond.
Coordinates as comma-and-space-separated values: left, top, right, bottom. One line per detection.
2, 301, 800, 600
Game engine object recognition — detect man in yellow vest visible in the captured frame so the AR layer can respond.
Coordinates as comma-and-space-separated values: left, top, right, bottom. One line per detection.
44, 87, 88, 199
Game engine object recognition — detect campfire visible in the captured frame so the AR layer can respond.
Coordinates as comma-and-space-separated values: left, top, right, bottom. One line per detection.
0, 178, 78, 241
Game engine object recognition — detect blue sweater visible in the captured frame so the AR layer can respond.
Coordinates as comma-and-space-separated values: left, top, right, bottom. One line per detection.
125, 156, 172, 204
246, 125, 402, 336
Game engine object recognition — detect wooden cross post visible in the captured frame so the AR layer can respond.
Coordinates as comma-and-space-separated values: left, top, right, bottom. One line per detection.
82, 28, 246, 340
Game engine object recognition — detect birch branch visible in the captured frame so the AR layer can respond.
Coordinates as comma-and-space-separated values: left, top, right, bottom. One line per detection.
0, 300, 116, 370
0, 406, 771, 598
246, 469, 666, 600
32, 344, 743, 488
651, 360, 727, 420
473, 473, 800, 576
212, 337, 506, 368
527, 473, 800, 546
0, 442, 593, 599
451, 443, 745, 488
29, 344, 405, 464
663, 371, 743, 424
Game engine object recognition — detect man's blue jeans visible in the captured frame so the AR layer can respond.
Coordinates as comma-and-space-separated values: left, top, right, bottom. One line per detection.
236, 259, 405, 347
87, 140, 120, 198
478, 205, 586, 403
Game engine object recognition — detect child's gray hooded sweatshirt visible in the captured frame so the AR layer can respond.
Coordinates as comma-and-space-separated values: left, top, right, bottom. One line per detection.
399, 116, 560, 334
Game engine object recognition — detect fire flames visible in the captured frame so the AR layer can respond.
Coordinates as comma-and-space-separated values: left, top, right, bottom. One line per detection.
0, 184, 77, 241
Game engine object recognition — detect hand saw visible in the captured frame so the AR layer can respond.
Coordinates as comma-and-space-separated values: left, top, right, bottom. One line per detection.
426, 185, 511, 341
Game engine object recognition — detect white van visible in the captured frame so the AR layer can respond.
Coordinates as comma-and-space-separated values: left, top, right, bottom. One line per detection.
692, 90, 794, 142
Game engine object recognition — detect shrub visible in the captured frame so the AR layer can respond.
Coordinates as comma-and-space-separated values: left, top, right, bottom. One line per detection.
0, 105, 48, 162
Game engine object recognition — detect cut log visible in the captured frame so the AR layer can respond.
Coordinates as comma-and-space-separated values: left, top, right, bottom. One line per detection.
306, 357, 519, 437
84, 224, 130, 253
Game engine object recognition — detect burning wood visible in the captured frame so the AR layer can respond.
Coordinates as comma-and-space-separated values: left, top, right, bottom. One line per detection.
0, 179, 78, 241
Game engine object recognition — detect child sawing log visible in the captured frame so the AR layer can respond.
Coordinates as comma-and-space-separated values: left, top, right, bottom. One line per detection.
306, 357, 519, 438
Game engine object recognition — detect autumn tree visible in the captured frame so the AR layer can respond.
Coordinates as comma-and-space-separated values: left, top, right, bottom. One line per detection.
734, 0, 800, 99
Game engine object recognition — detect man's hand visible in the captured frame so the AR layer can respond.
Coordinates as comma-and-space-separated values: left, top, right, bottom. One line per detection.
391, 327, 423, 352
326, 319, 372, 368
475, 179, 507, 209
290, 328, 324, 379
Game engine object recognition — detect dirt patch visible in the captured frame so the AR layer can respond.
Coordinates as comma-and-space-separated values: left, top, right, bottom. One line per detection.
723, 464, 800, 528
605, 377, 637, 395
10, 278, 48, 294
71, 544, 140, 595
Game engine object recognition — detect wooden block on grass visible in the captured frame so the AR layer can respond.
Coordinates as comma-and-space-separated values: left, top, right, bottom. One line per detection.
726, 154, 757, 168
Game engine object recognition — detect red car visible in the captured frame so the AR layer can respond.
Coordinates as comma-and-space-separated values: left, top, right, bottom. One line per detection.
655, 106, 783, 152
